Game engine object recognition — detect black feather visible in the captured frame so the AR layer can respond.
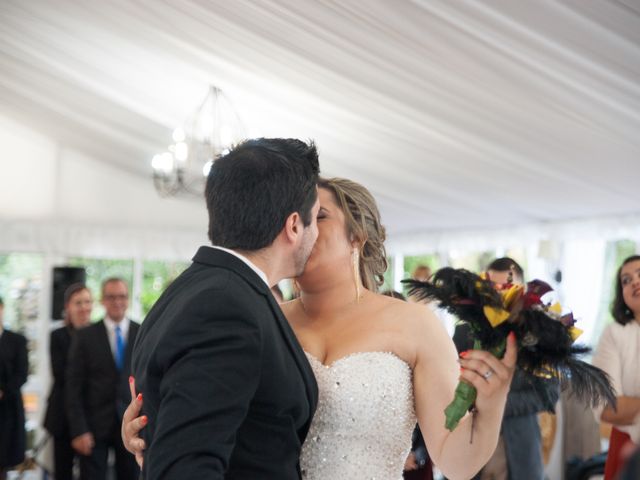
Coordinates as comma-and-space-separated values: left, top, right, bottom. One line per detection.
404, 268, 508, 349
560, 358, 617, 409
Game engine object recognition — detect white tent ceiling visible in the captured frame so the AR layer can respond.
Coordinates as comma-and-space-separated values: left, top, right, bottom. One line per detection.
1, 0, 639, 240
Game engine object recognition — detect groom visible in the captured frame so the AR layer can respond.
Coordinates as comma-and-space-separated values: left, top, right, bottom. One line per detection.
131, 138, 320, 479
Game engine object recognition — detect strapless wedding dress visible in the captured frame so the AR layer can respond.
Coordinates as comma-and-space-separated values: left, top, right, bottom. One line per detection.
300, 351, 416, 480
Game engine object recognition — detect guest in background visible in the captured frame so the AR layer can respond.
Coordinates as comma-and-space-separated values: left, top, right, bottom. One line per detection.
412, 265, 432, 282
411, 265, 431, 282
408, 265, 433, 304
0, 296, 29, 480
619, 447, 640, 480
66, 278, 140, 480
44, 283, 92, 480
453, 257, 558, 480
592, 255, 640, 479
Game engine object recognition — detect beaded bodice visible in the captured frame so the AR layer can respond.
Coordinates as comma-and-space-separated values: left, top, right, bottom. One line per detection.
300, 351, 416, 480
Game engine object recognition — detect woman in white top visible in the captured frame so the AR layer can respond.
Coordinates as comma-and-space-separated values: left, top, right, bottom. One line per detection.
592, 254, 640, 479
122, 177, 517, 479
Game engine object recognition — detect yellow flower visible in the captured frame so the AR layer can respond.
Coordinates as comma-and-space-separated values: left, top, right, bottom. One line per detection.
483, 305, 510, 328
548, 302, 562, 314
533, 365, 556, 379
569, 326, 583, 342
501, 284, 524, 310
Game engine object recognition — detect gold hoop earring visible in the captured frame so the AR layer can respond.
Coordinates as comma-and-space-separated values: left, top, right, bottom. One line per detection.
352, 248, 361, 303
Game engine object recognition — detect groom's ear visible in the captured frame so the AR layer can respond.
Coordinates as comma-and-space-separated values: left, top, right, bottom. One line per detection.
282, 211, 302, 244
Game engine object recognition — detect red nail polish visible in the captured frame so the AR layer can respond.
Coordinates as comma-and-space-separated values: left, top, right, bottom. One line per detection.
460, 351, 470, 358
129, 376, 134, 384
140, 416, 148, 426
136, 393, 142, 402
508, 332, 516, 341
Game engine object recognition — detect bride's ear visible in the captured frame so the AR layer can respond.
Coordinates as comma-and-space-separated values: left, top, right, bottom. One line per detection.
349, 233, 366, 251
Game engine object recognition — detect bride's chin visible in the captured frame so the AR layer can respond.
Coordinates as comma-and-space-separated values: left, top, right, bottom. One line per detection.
296, 264, 321, 290
296, 269, 313, 285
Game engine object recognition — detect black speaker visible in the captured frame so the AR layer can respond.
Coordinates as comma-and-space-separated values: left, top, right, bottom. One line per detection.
51, 266, 87, 320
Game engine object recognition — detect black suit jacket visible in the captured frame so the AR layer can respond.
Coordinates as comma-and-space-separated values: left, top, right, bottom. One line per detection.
132, 247, 318, 479
0, 329, 28, 468
66, 319, 139, 440
44, 326, 73, 437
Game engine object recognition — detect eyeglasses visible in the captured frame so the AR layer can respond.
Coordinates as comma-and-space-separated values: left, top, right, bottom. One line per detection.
103, 294, 128, 301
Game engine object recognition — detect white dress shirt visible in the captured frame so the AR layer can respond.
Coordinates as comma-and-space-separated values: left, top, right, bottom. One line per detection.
103, 316, 131, 359
592, 320, 640, 442
209, 245, 270, 287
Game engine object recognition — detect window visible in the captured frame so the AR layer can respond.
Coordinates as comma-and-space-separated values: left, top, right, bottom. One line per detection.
0, 253, 44, 424
141, 260, 189, 316
380, 256, 394, 292
67, 257, 134, 321
404, 254, 441, 280
0, 253, 43, 335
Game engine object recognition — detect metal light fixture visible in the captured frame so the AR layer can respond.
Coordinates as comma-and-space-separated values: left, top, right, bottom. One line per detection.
152, 86, 245, 197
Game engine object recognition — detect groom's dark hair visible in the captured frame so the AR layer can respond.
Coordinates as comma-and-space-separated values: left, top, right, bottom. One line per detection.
205, 138, 320, 250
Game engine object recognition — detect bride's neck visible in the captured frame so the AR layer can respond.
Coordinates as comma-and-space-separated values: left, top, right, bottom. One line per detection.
299, 276, 365, 318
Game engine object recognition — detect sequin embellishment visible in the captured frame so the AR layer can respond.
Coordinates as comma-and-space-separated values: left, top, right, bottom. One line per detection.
300, 351, 416, 479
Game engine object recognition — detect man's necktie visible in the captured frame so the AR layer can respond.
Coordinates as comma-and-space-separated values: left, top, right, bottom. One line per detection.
115, 325, 125, 371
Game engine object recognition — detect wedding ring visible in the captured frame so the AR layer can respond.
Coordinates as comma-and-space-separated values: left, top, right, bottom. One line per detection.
483, 369, 494, 380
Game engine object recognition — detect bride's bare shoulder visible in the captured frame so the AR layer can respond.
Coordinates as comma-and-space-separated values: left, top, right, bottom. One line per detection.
374, 294, 440, 330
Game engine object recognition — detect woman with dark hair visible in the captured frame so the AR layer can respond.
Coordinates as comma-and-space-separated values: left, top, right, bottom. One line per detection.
43, 283, 92, 480
592, 255, 640, 479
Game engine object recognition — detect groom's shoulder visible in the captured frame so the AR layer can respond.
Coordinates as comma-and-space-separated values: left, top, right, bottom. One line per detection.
180, 260, 232, 288
155, 260, 267, 318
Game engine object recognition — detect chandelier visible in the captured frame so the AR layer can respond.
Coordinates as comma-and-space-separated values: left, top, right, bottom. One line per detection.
152, 86, 245, 197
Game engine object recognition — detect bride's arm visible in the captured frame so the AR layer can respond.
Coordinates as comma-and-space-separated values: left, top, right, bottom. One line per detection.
409, 305, 516, 479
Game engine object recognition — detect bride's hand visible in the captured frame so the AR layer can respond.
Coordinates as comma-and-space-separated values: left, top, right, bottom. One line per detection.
122, 376, 147, 468
458, 331, 517, 410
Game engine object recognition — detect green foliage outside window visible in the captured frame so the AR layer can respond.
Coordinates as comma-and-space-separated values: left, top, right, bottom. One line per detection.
0, 253, 43, 377
141, 260, 189, 317
380, 256, 394, 292
403, 254, 440, 280
0, 253, 43, 333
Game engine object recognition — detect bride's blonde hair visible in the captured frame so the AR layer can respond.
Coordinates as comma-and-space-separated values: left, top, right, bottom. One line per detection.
318, 177, 387, 291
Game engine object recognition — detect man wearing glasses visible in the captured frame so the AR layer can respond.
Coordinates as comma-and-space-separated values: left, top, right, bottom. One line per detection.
66, 278, 140, 480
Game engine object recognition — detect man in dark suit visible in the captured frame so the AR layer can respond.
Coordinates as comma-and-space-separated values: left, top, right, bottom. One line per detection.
66, 278, 140, 480
130, 138, 320, 479
0, 296, 28, 480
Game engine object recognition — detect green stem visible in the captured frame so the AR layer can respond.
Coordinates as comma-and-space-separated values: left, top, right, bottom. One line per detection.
444, 338, 507, 431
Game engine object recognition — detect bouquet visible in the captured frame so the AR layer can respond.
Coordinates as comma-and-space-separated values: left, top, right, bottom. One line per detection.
404, 268, 616, 431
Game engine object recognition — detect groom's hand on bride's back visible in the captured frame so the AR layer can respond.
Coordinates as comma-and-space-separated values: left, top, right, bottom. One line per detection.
122, 376, 147, 468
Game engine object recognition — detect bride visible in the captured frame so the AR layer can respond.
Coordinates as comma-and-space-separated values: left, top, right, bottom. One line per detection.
123, 177, 516, 479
